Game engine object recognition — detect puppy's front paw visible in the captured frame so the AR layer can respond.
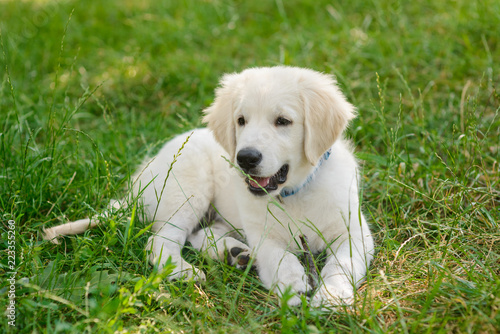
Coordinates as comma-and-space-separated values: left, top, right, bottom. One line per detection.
152, 254, 206, 283
282, 288, 312, 307
311, 282, 354, 308
169, 259, 207, 282
276, 274, 313, 307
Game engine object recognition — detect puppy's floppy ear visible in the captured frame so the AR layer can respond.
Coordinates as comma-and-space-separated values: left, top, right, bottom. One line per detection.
203, 73, 240, 160
301, 71, 356, 165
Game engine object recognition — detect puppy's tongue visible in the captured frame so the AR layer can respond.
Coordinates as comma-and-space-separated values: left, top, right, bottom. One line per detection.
249, 176, 271, 188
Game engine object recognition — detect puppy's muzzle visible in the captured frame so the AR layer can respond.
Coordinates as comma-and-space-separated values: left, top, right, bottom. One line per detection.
236, 147, 288, 196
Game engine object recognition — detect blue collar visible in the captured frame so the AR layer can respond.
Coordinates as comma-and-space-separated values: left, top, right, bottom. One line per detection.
279, 149, 331, 198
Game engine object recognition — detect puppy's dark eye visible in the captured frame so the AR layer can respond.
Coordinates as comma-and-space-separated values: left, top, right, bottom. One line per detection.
275, 117, 292, 126
237, 116, 246, 126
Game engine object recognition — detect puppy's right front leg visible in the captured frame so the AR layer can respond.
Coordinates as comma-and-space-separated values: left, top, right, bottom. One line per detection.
255, 240, 311, 306
147, 225, 206, 281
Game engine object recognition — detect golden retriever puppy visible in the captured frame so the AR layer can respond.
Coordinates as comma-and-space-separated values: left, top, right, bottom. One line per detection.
44, 66, 374, 307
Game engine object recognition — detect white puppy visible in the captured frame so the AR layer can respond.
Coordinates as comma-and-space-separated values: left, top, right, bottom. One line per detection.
44, 66, 374, 307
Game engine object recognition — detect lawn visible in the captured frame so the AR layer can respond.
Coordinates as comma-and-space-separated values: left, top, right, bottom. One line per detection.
1, 0, 499, 333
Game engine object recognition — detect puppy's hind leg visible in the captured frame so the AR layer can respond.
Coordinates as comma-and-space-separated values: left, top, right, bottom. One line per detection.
187, 221, 253, 270
146, 194, 215, 282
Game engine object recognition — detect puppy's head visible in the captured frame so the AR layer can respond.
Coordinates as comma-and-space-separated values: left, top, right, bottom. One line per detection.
203, 66, 355, 195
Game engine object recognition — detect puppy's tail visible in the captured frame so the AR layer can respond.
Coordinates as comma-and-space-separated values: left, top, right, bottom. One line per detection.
43, 199, 123, 244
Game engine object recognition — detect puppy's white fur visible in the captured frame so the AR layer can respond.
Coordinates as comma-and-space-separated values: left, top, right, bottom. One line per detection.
43, 66, 374, 307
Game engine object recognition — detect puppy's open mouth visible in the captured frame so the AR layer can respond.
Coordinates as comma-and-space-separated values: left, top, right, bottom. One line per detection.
245, 164, 289, 195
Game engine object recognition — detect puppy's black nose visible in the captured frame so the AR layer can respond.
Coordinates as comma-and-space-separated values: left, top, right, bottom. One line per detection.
237, 148, 262, 170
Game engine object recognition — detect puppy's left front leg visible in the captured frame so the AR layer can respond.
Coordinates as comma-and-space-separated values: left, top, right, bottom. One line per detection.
255, 240, 312, 306
312, 230, 373, 308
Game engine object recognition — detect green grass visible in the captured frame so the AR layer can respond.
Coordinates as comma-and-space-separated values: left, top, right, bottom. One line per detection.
1, 0, 499, 332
